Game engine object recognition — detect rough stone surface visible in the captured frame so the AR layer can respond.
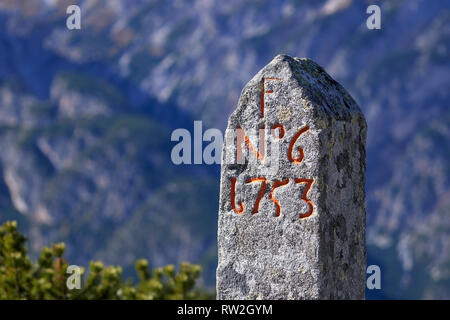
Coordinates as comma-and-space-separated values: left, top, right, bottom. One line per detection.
217, 54, 367, 300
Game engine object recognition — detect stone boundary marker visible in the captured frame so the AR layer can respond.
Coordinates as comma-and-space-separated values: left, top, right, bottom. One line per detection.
217, 54, 367, 299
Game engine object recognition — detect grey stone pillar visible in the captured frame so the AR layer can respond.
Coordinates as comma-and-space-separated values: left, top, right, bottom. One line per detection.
217, 54, 367, 299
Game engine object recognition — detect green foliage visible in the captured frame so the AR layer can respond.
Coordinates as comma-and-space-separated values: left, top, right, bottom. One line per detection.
0, 221, 211, 300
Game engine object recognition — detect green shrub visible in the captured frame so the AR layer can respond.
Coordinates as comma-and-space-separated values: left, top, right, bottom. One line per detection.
0, 220, 211, 300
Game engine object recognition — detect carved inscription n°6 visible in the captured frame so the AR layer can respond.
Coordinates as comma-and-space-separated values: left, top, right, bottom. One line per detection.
229, 77, 315, 219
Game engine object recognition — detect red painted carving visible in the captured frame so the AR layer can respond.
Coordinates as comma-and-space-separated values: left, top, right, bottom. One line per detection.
236, 126, 265, 162
245, 177, 267, 214
269, 178, 289, 217
230, 177, 244, 214
294, 178, 314, 218
259, 77, 281, 118
287, 126, 310, 164
271, 123, 285, 139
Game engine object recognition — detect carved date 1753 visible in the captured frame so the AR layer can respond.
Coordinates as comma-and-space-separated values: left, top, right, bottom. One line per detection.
230, 77, 314, 219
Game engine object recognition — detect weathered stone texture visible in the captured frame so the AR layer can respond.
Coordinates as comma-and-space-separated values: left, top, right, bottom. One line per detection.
217, 54, 366, 299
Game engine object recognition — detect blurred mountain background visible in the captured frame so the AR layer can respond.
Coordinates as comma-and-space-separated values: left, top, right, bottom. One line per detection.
0, 0, 448, 299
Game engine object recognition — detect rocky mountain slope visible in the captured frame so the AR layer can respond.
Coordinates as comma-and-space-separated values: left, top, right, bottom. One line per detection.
0, 0, 448, 298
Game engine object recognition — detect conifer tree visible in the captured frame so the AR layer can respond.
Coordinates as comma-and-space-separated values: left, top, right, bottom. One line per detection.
0, 221, 210, 300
